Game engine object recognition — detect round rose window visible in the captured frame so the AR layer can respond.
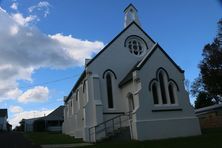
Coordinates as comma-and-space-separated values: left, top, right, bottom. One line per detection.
126, 36, 147, 56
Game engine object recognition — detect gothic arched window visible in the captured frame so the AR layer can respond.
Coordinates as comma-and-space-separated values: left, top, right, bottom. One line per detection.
149, 68, 179, 106
159, 71, 167, 104
169, 83, 177, 104
152, 83, 159, 104
106, 74, 114, 108
76, 90, 80, 111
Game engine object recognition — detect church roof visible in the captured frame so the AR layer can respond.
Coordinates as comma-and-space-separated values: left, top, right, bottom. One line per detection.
119, 43, 184, 88
65, 70, 86, 103
44, 105, 64, 121
195, 104, 222, 115
118, 61, 140, 87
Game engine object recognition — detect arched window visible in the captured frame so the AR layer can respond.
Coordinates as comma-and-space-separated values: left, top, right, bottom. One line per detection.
152, 83, 159, 104
83, 80, 86, 93
106, 74, 114, 108
124, 35, 148, 57
168, 83, 176, 104
159, 72, 167, 104
76, 90, 80, 111
149, 67, 179, 106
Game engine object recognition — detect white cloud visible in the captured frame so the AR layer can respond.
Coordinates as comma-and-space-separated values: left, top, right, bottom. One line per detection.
0, 7, 104, 102
12, 13, 37, 26
10, 25, 19, 35
10, 2, 18, 10
9, 109, 53, 129
9, 105, 23, 113
56, 98, 63, 102
28, 1, 51, 17
49, 33, 104, 64
18, 86, 49, 103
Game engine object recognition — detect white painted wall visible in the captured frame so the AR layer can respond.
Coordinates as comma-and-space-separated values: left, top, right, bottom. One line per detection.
62, 22, 201, 142
87, 23, 154, 115
130, 46, 201, 140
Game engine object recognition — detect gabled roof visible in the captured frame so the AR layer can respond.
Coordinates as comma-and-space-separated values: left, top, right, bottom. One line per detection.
119, 43, 184, 88
86, 21, 155, 67
65, 70, 86, 103
118, 61, 141, 87
0, 109, 7, 118
44, 105, 64, 121
24, 106, 65, 122
135, 43, 184, 72
23, 117, 43, 123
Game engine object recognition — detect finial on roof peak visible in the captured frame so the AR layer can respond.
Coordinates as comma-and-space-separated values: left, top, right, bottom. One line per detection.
124, 3, 137, 12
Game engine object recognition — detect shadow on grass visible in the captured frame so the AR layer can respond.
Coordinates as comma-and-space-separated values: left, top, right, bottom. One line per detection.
83, 128, 222, 148
24, 132, 83, 145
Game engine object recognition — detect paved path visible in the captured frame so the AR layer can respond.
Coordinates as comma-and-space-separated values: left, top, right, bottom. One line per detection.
41, 143, 92, 148
0, 132, 41, 148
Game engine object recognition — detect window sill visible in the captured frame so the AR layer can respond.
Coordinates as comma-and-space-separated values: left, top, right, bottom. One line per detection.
152, 108, 182, 112
152, 104, 182, 112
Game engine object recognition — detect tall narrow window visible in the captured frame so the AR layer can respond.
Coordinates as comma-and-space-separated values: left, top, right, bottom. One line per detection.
106, 74, 114, 108
152, 83, 159, 104
83, 81, 86, 93
76, 90, 80, 111
159, 72, 167, 104
169, 84, 175, 104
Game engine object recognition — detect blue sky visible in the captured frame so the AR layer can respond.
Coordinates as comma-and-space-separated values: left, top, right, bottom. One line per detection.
0, 0, 221, 128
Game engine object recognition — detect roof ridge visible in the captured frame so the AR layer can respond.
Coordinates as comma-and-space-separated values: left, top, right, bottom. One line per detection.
136, 43, 158, 69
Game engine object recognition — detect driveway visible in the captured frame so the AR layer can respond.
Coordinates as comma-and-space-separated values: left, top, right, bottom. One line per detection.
0, 132, 41, 148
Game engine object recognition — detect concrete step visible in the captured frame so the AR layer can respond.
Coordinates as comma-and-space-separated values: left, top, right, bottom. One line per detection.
104, 126, 131, 141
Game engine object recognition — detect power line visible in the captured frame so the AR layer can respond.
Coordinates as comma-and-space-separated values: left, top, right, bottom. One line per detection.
0, 73, 81, 91
20, 74, 80, 89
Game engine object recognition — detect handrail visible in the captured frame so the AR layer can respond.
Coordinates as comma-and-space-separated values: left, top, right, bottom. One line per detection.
88, 112, 131, 142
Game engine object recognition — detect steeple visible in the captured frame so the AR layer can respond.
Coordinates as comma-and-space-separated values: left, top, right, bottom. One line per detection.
124, 4, 141, 28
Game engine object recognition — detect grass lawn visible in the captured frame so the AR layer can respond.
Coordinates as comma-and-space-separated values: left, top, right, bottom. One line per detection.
24, 132, 83, 145
83, 128, 222, 148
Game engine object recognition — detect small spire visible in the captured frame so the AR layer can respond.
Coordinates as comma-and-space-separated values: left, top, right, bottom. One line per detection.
124, 4, 141, 28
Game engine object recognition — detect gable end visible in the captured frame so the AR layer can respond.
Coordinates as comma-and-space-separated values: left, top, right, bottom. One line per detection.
86, 21, 156, 67
136, 43, 184, 73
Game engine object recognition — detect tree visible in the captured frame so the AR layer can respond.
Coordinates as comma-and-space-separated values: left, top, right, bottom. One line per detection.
191, 19, 222, 108
194, 92, 215, 109
217, 19, 222, 46
199, 39, 222, 103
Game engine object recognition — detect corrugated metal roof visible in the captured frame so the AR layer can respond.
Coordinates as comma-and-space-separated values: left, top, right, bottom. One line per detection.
43, 106, 64, 121
195, 104, 222, 115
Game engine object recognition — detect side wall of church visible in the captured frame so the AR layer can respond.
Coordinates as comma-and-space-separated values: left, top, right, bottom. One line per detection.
131, 46, 201, 140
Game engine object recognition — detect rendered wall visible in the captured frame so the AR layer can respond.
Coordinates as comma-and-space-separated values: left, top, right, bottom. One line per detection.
132, 46, 201, 140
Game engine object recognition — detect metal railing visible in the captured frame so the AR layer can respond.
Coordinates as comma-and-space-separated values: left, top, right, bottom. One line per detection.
88, 112, 131, 142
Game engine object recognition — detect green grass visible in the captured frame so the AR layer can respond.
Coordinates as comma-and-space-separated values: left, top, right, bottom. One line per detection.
24, 129, 222, 147
24, 132, 83, 145
83, 128, 222, 148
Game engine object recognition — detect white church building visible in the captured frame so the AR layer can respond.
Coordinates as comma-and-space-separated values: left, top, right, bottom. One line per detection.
62, 4, 201, 142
